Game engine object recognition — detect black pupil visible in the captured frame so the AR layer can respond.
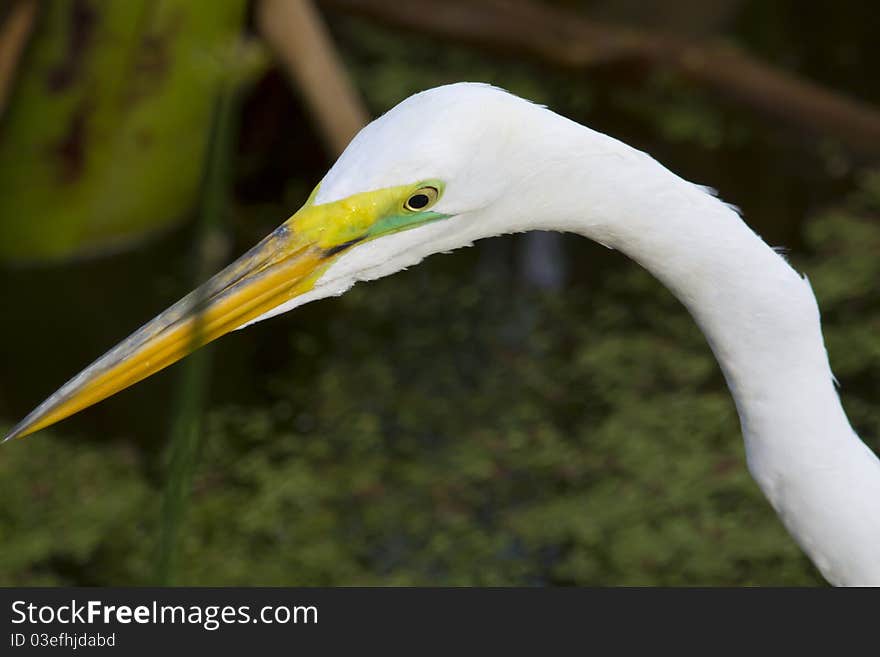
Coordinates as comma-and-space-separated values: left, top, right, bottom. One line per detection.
408, 193, 430, 209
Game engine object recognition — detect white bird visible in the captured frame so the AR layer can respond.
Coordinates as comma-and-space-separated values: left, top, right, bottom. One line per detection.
6, 83, 879, 585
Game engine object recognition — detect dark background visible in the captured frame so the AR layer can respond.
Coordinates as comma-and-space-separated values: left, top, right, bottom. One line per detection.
0, 0, 878, 585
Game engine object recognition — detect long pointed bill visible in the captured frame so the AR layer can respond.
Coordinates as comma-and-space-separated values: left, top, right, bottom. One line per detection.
5, 183, 449, 441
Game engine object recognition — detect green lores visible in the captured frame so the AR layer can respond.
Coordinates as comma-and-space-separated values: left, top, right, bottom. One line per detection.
292, 180, 450, 254
5, 178, 452, 441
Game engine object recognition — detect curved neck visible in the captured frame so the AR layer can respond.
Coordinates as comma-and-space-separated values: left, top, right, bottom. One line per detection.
525, 121, 880, 585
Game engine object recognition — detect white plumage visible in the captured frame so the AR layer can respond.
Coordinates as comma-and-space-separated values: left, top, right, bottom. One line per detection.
256, 83, 880, 585
11, 83, 879, 584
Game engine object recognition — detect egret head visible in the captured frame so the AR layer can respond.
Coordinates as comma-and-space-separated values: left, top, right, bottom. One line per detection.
6, 83, 569, 440
253, 82, 557, 321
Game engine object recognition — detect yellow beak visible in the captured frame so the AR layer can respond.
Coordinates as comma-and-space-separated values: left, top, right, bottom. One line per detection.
5, 183, 445, 441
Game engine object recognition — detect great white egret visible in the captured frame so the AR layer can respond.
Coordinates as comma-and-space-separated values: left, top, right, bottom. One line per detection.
6, 83, 879, 585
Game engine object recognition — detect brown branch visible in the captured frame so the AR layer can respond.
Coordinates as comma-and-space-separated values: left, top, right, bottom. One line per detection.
257, 0, 369, 156
0, 0, 38, 119
319, 0, 880, 159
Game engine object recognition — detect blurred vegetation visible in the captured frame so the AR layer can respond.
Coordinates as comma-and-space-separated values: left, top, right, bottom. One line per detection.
0, 0, 249, 262
0, 0, 878, 585
2, 178, 878, 585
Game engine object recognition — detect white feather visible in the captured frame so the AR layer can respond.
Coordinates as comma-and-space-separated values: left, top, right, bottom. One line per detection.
246, 83, 880, 584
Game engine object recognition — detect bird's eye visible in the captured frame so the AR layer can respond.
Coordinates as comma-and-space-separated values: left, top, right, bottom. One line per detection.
404, 186, 439, 212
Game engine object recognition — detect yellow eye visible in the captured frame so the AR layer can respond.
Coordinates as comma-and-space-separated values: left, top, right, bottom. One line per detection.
404, 186, 439, 212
